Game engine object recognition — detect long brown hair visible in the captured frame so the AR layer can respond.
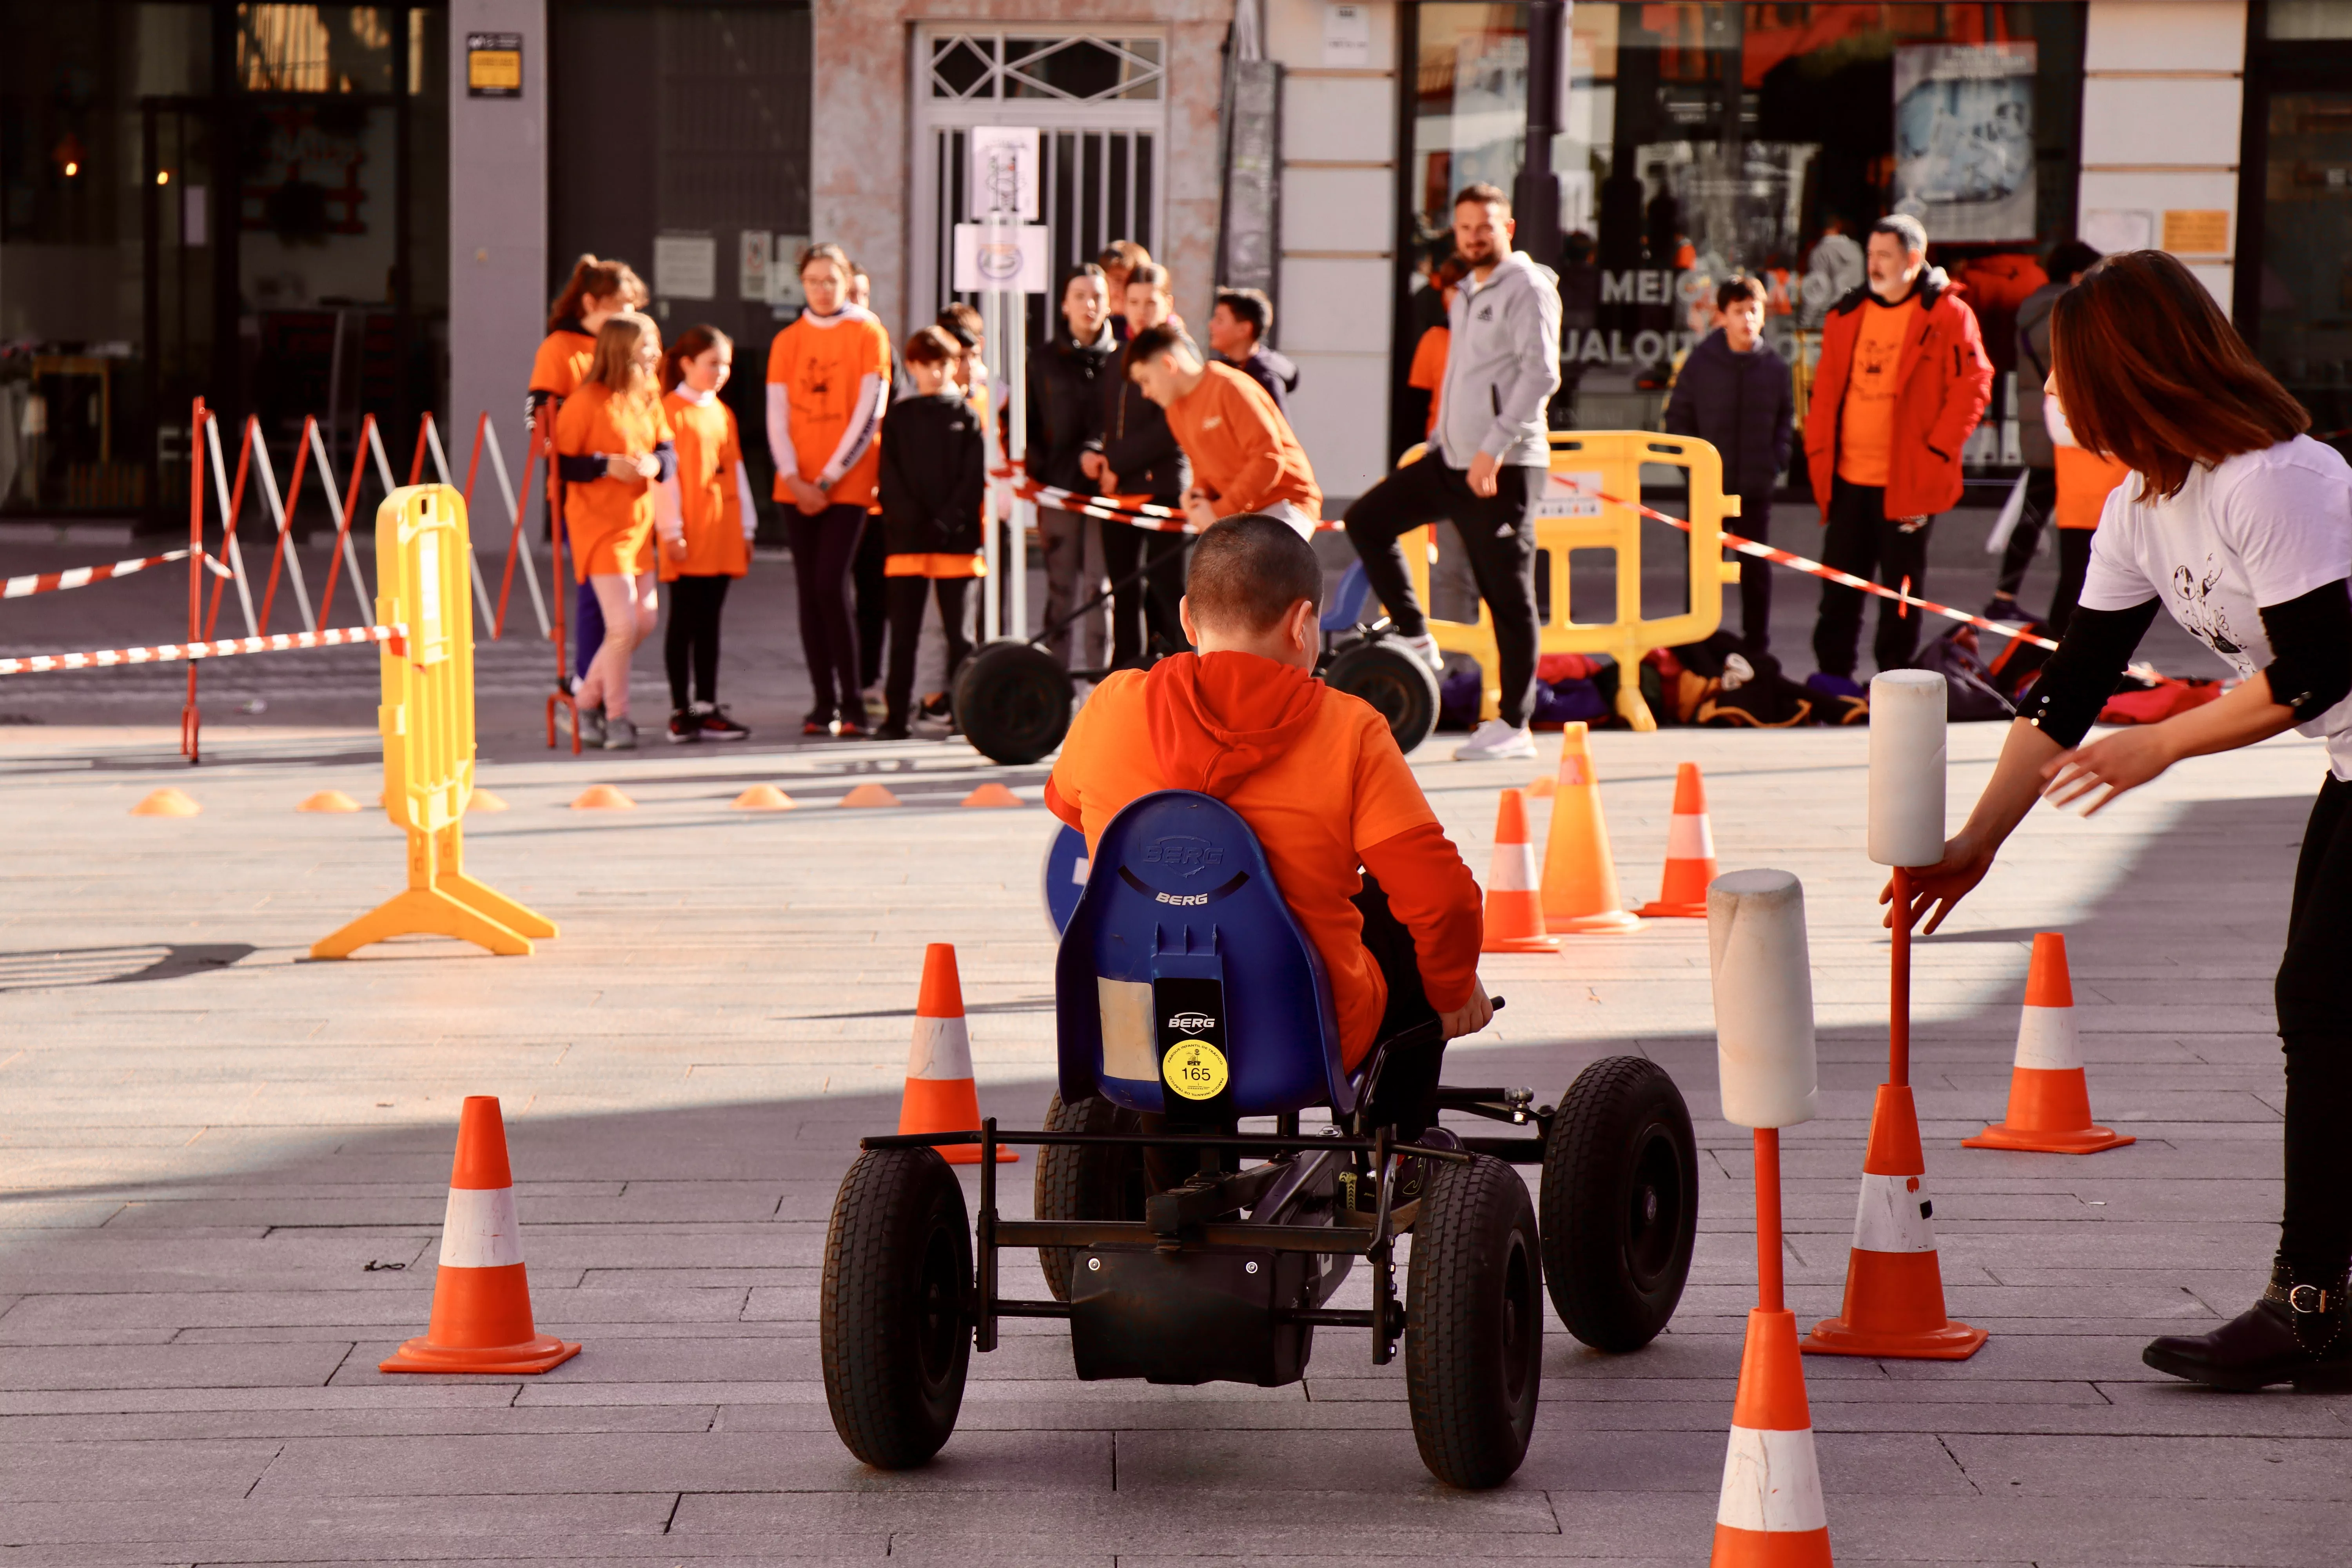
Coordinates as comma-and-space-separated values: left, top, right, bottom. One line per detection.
585, 313, 661, 415
2051, 250, 2308, 499
548, 254, 648, 333
661, 324, 732, 393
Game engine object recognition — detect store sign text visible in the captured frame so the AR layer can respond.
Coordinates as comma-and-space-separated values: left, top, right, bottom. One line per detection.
1564, 328, 1698, 366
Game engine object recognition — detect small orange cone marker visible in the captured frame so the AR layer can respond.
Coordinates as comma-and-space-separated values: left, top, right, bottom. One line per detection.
380, 1096, 579, 1375
298, 789, 361, 813
1537, 722, 1642, 933
898, 944, 1015, 1165
1481, 789, 1560, 953
1638, 763, 1719, 918
132, 788, 200, 817
469, 788, 508, 813
960, 782, 1024, 808
1714, 1305, 1832, 1566
841, 782, 901, 807
1528, 773, 1555, 798
1964, 933, 2132, 1154
570, 784, 633, 810
732, 783, 796, 811
1805, 1085, 1985, 1359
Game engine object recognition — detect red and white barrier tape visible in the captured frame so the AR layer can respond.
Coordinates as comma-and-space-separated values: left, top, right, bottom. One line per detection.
5, 548, 235, 601
989, 465, 1343, 534
1554, 480, 2062, 653
0, 622, 402, 677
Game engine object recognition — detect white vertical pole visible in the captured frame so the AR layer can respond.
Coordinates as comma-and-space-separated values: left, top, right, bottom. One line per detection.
248, 431, 317, 633
980, 279, 1002, 642
203, 416, 261, 637
1009, 283, 1029, 642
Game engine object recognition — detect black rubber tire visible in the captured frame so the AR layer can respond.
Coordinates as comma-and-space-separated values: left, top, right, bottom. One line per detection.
1033, 1093, 1147, 1301
1405, 1154, 1543, 1489
1325, 639, 1440, 756
1539, 1056, 1699, 1352
954, 639, 1075, 765
820, 1146, 973, 1468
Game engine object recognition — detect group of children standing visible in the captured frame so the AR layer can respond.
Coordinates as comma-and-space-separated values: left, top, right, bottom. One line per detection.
526, 245, 991, 748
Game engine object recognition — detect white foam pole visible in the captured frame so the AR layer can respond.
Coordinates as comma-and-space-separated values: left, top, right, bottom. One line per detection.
1867, 670, 1948, 868
1707, 869, 1819, 1130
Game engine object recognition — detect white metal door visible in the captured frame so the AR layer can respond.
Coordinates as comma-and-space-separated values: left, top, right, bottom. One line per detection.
910, 27, 1169, 338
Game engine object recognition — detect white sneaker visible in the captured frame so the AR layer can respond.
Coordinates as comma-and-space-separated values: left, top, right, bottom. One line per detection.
1396, 633, 1444, 672
1453, 717, 1538, 762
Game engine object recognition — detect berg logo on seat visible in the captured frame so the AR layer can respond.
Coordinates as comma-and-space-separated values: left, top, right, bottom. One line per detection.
1141, 837, 1224, 875
1167, 1012, 1216, 1034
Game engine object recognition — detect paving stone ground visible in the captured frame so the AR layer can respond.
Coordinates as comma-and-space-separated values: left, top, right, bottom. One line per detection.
2, 702, 2342, 1566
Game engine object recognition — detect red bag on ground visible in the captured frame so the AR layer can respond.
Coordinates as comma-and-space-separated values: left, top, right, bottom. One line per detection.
2098, 678, 2223, 726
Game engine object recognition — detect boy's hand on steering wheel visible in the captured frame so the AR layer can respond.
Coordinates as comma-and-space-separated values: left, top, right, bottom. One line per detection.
1439, 984, 1494, 1040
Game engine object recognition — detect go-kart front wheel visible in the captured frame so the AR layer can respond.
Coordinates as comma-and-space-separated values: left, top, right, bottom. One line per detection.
820, 1146, 972, 1468
955, 639, 1074, 765
1539, 1056, 1698, 1352
1405, 1153, 1543, 1489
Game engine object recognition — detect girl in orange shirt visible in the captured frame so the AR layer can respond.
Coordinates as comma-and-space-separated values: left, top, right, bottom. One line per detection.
657, 326, 755, 744
766, 241, 892, 735
531, 255, 648, 706
554, 313, 681, 750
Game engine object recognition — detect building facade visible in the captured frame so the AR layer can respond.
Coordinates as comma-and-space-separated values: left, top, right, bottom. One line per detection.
1, 2, 2345, 527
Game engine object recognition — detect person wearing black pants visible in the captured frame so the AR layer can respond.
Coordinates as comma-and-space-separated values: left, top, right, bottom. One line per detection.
1662, 275, 1794, 656
664, 575, 731, 717
1898, 250, 2352, 1390
1811, 478, 1932, 678
787, 504, 867, 730
1092, 263, 1192, 666
1988, 465, 2056, 609
1347, 454, 1542, 731
853, 519, 888, 710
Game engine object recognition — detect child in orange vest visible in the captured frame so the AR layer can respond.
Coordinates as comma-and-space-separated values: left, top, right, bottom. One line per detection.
658, 326, 755, 743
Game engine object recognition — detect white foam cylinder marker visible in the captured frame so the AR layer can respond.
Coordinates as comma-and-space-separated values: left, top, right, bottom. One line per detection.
1868, 670, 1948, 868
1708, 869, 1819, 1129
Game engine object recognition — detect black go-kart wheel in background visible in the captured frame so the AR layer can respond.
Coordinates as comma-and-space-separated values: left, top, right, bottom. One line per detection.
820, 1146, 973, 1468
1033, 1093, 1149, 1301
1324, 639, 1441, 755
1405, 1152, 1544, 1489
1539, 1056, 1699, 1352
954, 639, 1075, 765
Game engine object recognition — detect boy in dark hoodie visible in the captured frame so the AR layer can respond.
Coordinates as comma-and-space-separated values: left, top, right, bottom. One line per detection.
875, 326, 986, 739
1662, 274, 1793, 655
1044, 515, 1490, 1133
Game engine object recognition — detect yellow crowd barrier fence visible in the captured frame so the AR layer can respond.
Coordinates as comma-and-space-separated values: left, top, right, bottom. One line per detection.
314, 484, 555, 958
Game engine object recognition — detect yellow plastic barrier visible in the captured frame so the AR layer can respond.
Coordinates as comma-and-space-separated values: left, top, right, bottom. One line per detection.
1404, 431, 1745, 731
314, 485, 556, 958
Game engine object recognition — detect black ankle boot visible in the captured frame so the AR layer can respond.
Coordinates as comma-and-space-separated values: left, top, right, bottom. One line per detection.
2143, 1258, 2352, 1390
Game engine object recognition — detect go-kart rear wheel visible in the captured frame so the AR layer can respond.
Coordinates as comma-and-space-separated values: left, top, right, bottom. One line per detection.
1325, 639, 1441, 756
820, 1146, 972, 1468
1034, 1093, 1146, 1301
1405, 1153, 1543, 1489
1539, 1056, 1698, 1352
954, 639, 1075, 765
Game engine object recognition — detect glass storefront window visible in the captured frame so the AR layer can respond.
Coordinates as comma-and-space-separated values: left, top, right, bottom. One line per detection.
1398, 3, 2085, 474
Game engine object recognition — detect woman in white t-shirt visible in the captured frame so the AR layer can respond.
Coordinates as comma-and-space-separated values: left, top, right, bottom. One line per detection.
1895, 250, 2352, 1391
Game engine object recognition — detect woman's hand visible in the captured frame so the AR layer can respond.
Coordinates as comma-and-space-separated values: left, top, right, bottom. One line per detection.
602, 454, 638, 483
1881, 828, 1995, 934
786, 474, 829, 516
2040, 727, 2178, 815
630, 451, 662, 481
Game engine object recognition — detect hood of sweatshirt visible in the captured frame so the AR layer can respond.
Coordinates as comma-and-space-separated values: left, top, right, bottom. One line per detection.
1144, 651, 1325, 799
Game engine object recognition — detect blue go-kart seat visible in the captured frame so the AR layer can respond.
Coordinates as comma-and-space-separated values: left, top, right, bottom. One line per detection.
1319, 560, 1372, 634
1055, 791, 1356, 1120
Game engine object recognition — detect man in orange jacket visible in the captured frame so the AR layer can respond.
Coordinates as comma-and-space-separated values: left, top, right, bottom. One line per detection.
1124, 323, 1321, 538
1802, 213, 1993, 682
1045, 514, 1487, 1136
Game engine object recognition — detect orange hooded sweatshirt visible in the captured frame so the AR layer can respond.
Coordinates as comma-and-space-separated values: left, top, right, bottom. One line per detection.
1045, 651, 1481, 1066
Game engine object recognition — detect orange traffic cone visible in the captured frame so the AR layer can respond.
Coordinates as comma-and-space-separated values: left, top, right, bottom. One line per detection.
1964, 933, 2133, 1155
1712, 1308, 1832, 1567
1806, 1085, 1985, 1359
841, 782, 901, 807
1637, 762, 1719, 918
1538, 722, 1642, 934
1482, 789, 1560, 953
898, 943, 1016, 1165
380, 1096, 580, 1375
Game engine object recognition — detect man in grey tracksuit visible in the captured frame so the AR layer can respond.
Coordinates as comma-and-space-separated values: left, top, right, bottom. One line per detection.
1345, 181, 1561, 760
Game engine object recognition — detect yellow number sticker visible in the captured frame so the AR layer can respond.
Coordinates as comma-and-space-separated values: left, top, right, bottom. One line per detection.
1162, 1038, 1229, 1101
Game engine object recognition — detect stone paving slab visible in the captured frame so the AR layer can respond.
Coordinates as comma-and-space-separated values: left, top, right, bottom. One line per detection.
1, 717, 2343, 1563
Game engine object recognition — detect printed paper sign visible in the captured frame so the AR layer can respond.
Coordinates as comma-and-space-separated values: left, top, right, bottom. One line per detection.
968, 126, 1041, 220
953, 222, 1050, 294
654, 233, 715, 301
1534, 470, 1606, 519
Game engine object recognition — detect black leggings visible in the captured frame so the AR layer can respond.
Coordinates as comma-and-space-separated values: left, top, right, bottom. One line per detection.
1734, 496, 1773, 654
2278, 773, 2352, 1281
787, 504, 867, 720
1812, 478, 1933, 678
1345, 452, 1542, 727
2046, 527, 2094, 639
1099, 524, 1189, 668
882, 575, 973, 728
1993, 466, 2058, 599
854, 520, 888, 695
663, 574, 730, 710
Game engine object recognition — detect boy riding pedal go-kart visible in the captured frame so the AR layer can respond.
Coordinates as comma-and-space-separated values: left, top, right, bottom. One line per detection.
821, 516, 1699, 1488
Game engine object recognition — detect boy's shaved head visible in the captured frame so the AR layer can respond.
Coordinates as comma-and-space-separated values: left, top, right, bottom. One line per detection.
1185, 515, 1321, 633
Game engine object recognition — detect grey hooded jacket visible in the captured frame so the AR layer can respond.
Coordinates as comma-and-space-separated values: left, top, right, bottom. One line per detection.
1436, 249, 1563, 472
